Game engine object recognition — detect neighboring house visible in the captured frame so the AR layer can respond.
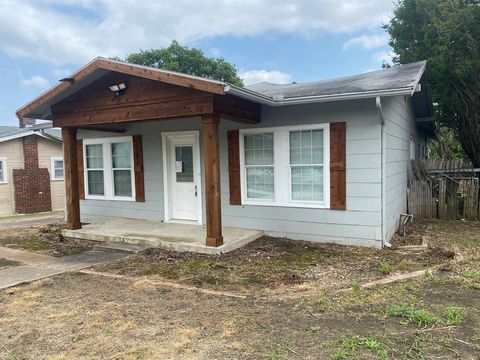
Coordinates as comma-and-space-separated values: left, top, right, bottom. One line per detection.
16, 58, 433, 248
0, 126, 65, 216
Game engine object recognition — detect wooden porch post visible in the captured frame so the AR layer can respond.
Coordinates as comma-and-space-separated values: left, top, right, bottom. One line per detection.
202, 114, 223, 247
62, 127, 82, 230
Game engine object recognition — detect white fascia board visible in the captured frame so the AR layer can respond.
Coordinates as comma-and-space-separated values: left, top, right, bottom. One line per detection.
0, 130, 35, 143
0, 130, 61, 144
410, 60, 427, 96
225, 85, 416, 106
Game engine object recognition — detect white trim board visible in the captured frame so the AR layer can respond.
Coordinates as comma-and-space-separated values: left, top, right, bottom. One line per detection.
83, 136, 136, 202
161, 130, 203, 225
239, 123, 330, 209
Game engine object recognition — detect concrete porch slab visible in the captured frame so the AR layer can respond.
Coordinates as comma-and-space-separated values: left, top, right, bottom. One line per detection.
63, 219, 263, 255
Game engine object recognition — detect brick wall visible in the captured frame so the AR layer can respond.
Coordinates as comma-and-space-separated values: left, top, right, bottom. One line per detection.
13, 135, 52, 214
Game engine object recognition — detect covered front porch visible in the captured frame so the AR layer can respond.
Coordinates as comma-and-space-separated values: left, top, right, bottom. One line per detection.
64, 218, 263, 255
16, 58, 262, 250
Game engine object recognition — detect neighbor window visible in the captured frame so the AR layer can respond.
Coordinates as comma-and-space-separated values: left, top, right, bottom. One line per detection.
50, 157, 64, 180
240, 124, 329, 208
0, 158, 7, 184
84, 137, 134, 200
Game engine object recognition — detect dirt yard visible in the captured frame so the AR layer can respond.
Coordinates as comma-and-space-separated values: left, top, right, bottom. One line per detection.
0, 220, 479, 359
0, 223, 94, 256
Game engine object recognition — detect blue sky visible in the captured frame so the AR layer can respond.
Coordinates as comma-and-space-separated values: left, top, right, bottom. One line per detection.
0, 0, 395, 126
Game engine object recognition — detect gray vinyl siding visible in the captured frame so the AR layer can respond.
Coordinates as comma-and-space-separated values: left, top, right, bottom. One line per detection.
78, 98, 384, 248
220, 99, 383, 248
382, 96, 417, 242
78, 118, 205, 223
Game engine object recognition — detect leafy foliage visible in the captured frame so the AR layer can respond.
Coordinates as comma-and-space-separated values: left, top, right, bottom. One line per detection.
428, 126, 468, 160
384, 0, 480, 166
115, 40, 243, 86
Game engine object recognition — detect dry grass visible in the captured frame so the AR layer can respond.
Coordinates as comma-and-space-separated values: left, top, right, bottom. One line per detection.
0, 220, 478, 359
0, 222, 94, 256
97, 223, 457, 294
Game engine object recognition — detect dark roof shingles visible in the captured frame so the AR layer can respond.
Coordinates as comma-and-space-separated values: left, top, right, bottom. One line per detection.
245, 61, 426, 99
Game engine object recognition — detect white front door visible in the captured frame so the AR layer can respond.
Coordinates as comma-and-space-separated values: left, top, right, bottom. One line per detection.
163, 132, 201, 223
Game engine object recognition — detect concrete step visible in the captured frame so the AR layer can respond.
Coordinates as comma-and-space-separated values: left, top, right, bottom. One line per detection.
93, 242, 148, 254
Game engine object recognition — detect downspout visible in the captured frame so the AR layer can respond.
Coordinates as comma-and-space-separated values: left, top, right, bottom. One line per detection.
376, 97, 391, 248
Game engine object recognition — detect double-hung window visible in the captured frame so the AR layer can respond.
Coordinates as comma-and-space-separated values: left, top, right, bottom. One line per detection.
0, 158, 7, 184
290, 130, 324, 202
50, 157, 64, 180
244, 133, 274, 200
84, 137, 135, 200
240, 124, 329, 208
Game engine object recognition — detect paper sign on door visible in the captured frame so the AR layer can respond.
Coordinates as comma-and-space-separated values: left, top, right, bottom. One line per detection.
175, 161, 183, 173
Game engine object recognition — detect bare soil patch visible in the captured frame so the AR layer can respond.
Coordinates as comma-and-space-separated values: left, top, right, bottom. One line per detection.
0, 219, 479, 359
390, 220, 428, 247
0, 223, 95, 256
97, 231, 455, 293
0, 268, 478, 359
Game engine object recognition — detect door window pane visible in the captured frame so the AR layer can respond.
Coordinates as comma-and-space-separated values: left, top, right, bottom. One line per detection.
175, 146, 194, 183
244, 133, 274, 200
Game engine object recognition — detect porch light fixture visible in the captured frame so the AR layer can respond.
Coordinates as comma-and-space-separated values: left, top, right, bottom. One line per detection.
109, 82, 127, 99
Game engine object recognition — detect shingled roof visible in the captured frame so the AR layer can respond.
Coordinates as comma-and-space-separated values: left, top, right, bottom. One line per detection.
245, 61, 426, 100
0, 126, 61, 143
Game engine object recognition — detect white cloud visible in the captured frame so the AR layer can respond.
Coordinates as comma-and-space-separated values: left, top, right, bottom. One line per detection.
209, 47, 221, 57
373, 50, 395, 64
342, 34, 389, 51
240, 70, 292, 85
0, 0, 395, 65
21, 75, 50, 88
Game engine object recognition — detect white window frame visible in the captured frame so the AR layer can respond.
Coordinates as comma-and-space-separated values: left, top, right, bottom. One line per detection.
50, 156, 64, 181
0, 157, 7, 184
239, 124, 330, 209
83, 136, 136, 201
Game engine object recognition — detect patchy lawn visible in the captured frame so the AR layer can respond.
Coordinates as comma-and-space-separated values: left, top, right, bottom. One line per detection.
96, 221, 458, 293
0, 223, 95, 256
0, 219, 479, 359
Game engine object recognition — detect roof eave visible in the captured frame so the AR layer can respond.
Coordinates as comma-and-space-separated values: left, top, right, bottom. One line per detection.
225, 85, 416, 106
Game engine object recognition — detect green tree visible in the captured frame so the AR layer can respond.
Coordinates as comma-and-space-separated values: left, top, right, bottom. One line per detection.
428, 126, 468, 161
116, 40, 243, 86
384, 0, 480, 166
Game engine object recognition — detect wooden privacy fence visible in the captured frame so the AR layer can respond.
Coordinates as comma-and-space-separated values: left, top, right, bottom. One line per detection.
408, 160, 480, 220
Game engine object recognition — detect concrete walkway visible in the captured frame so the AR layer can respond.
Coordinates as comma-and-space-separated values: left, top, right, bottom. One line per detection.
0, 211, 64, 230
0, 246, 127, 289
